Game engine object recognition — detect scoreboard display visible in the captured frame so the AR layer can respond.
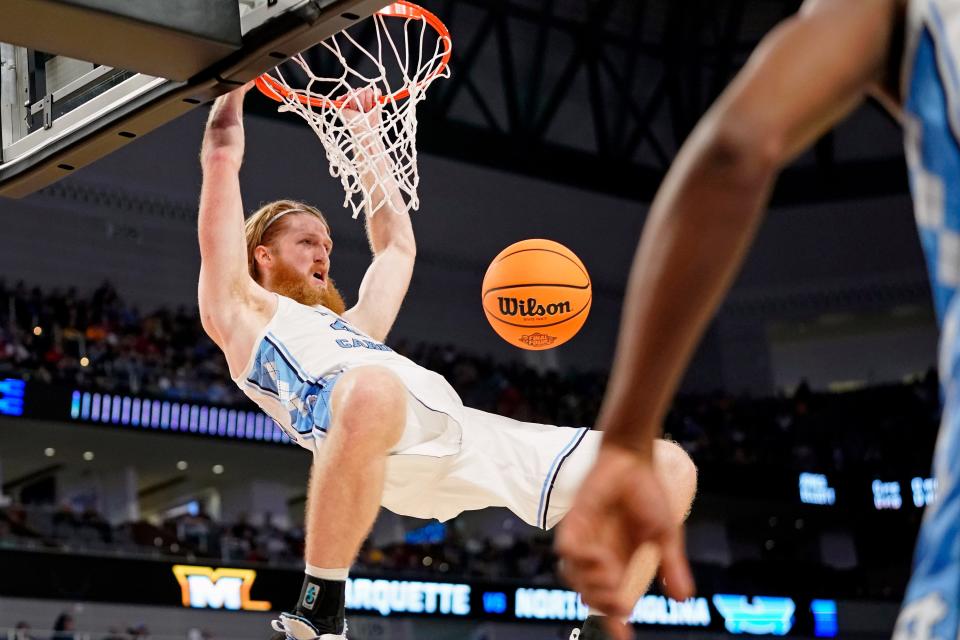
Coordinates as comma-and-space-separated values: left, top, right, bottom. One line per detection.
0, 549, 838, 637
13, 380, 291, 444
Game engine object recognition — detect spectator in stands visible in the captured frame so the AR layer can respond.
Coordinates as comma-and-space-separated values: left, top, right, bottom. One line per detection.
14, 622, 35, 640
172, 505, 218, 557
2, 500, 46, 541
80, 505, 112, 543
229, 512, 257, 540
51, 613, 75, 640
52, 501, 80, 538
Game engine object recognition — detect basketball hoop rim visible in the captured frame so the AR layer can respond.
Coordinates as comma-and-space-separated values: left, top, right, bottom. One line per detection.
254, 0, 452, 109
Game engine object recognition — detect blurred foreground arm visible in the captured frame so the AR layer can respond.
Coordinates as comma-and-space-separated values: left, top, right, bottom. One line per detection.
556, 0, 901, 624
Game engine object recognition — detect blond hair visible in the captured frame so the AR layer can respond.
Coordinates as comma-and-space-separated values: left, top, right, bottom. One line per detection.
245, 200, 330, 283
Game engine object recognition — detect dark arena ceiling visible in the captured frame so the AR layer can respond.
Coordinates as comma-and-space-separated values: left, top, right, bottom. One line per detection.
247, 0, 906, 204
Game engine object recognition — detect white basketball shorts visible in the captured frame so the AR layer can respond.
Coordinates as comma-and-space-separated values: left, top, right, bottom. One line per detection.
379, 404, 601, 530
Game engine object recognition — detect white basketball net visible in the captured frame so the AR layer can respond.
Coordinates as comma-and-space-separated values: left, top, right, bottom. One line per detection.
258, 3, 451, 219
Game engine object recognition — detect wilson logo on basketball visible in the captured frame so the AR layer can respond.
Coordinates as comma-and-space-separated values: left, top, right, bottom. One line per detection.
482, 238, 591, 351
519, 333, 557, 348
497, 297, 571, 317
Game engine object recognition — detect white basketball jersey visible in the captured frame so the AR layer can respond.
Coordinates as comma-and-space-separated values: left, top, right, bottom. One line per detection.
232, 294, 464, 453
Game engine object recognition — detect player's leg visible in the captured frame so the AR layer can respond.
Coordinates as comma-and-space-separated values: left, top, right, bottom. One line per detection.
274, 366, 406, 640
577, 440, 698, 639
892, 304, 960, 640
305, 366, 406, 566
621, 440, 698, 598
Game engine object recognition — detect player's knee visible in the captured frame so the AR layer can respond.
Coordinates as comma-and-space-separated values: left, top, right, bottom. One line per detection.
331, 366, 406, 450
653, 439, 698, 522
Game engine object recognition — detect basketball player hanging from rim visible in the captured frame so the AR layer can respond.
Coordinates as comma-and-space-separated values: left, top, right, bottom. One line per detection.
197, 81, 696, 639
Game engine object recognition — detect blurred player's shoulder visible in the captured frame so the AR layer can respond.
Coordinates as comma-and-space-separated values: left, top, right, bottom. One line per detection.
797, 0, 907, 107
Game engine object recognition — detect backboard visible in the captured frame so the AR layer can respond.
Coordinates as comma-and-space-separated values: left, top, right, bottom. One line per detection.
0, 0, 393, 198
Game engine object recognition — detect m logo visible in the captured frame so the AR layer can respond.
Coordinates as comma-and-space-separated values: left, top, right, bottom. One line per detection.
172, 565, 271, 611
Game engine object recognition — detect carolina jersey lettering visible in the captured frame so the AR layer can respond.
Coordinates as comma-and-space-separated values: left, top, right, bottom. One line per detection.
336, 338, 393, 351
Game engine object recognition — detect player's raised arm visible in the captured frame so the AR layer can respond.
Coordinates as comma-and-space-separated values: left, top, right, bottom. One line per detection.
197, 84, 264, 346
602, 0, 901, 456
557, 0, 902, 622
341, 89, 417, 342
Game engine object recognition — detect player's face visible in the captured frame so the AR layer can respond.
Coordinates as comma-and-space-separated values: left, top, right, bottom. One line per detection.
266, 214, 347, 313
276, 214, 333, 291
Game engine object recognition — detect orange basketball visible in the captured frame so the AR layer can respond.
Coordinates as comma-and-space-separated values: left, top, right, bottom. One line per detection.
481, 239, 592, 350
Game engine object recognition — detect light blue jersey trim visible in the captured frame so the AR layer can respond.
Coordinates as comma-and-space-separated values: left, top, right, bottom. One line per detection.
265, 332, 317, 383
244, 333, 341, 437
536, 427, 588, 529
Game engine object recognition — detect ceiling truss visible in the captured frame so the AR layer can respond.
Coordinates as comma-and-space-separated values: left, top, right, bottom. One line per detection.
251, 0, 907, 204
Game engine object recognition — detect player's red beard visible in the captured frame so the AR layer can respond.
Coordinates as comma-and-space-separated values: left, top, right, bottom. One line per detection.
269, 260, 347, 315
